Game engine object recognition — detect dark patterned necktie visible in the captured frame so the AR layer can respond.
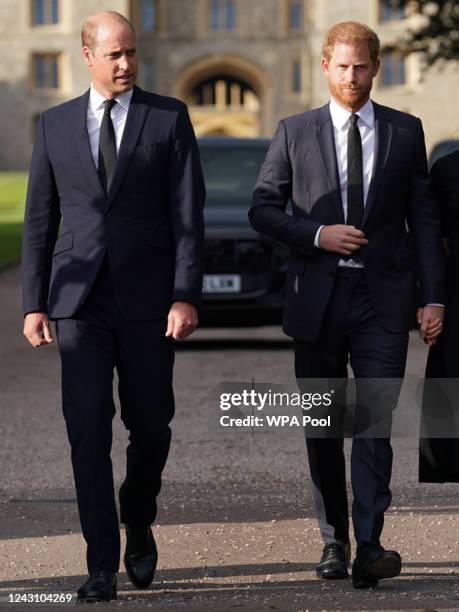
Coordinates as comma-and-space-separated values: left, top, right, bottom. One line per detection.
346, 113, 364, 228
98, 99, 117, 193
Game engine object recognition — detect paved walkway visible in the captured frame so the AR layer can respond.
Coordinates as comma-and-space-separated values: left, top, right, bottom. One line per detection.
0, 264, 458, 611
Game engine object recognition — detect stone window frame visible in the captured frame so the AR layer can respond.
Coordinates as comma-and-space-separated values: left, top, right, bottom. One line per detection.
206, 0, 238, 33
139, 0, 156, 32
31, 52, 62, 90
140, 59, 155, 92
280, 0, 306, 36
289, 0, 304, 31
379, 51, 407, 87
131, 0, 167, 36
31, 0, 60, 26
379, 0, 406, 23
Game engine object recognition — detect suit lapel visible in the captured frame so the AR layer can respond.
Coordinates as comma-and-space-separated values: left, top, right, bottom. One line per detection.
313, 105, 345, 223
363, 103, 393, 226
106, 85, 150, 209
72, 89, 106, 202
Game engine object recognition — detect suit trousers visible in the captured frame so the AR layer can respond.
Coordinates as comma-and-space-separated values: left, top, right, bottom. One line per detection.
294, 268, 408, 546
54, 257, 175, 573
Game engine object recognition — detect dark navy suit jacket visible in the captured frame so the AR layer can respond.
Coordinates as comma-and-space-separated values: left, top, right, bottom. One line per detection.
249, 102, 445, 341
22, 85, 205, 320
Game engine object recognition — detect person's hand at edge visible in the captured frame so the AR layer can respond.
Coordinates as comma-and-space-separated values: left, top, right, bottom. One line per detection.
417, 306, 444, 347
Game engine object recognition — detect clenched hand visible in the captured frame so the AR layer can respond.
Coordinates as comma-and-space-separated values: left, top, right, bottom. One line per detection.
23, 312, 54, 347
319, 225, 368, 256
165, 301, 198, 340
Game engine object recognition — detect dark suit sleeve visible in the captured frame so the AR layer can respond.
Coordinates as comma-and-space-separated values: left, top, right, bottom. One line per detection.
168, 103, 205, 307
430, 154, 459, 239
249, 120, 321, 256
22, 113, 61, 315
406, 118, 445, 306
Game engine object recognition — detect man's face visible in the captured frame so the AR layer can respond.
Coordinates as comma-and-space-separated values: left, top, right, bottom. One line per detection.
83, 20, 138, 98
322, 40, 379, 112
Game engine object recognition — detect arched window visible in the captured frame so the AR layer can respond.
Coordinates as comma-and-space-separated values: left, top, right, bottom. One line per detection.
191, 75, 259, 110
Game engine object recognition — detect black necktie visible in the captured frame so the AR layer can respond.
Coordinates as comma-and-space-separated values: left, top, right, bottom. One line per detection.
98, 99, 117, 193
346, 113, 364, 229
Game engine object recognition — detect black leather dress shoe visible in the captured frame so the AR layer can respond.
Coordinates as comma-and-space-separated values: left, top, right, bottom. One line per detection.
316, 542, 351, 579
77, 571, 117, 602
352, 543, 401, 589
124, 525, 158, 589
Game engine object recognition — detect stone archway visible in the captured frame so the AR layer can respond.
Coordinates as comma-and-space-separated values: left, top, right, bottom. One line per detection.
173, 54, 273, 138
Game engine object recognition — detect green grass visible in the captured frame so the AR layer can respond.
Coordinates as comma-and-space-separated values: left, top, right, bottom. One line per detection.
0, 172, 28, 267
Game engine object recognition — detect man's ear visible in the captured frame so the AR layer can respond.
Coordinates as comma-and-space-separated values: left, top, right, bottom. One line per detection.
321, 56, 329, 76
372, 57, 381, 78
82, 46, 93, 68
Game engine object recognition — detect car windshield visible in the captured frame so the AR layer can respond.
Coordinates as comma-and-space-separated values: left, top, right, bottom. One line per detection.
198, 144, 268, 205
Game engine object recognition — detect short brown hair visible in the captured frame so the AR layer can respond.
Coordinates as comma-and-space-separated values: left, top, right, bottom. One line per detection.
81, 11, 135, 52
322, 21, 380, 63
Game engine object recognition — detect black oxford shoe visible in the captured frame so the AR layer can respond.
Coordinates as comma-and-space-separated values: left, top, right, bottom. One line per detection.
352, 543, 401, 589
316, 542, 351, 579
77, 571, 117, 602
124, 525, 158, 589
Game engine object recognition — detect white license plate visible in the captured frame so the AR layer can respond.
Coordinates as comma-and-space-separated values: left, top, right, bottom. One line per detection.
203, 274, 241, 293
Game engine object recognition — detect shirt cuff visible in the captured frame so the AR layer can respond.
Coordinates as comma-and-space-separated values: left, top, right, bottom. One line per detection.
314, 225, 325, 248
425, 304, 445, 308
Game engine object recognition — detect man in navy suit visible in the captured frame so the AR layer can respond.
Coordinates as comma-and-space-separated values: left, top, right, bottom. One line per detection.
250, 22, 445, 588
22, 11, 205, 602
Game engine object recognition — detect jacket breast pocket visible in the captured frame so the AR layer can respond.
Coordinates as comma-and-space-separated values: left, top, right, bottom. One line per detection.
53, 231, 73, 256
134, 142, 166, 155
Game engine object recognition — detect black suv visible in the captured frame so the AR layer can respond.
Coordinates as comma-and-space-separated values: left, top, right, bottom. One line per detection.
429, 138, 459, 168
198, 137, 288, 326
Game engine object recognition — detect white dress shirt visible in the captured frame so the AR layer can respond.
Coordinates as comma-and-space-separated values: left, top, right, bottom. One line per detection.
313, 98, 443, 307
314, 97, 375, 268
87, 84, 133, 168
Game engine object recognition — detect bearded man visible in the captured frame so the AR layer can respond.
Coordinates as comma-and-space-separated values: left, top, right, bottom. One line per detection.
250, 21, 445, 588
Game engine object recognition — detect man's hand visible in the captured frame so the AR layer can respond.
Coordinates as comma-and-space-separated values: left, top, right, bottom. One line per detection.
23, 312, 54, 347
319, 225, 368, 256
416, 305, 444, 347
165, 302, 198, 340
